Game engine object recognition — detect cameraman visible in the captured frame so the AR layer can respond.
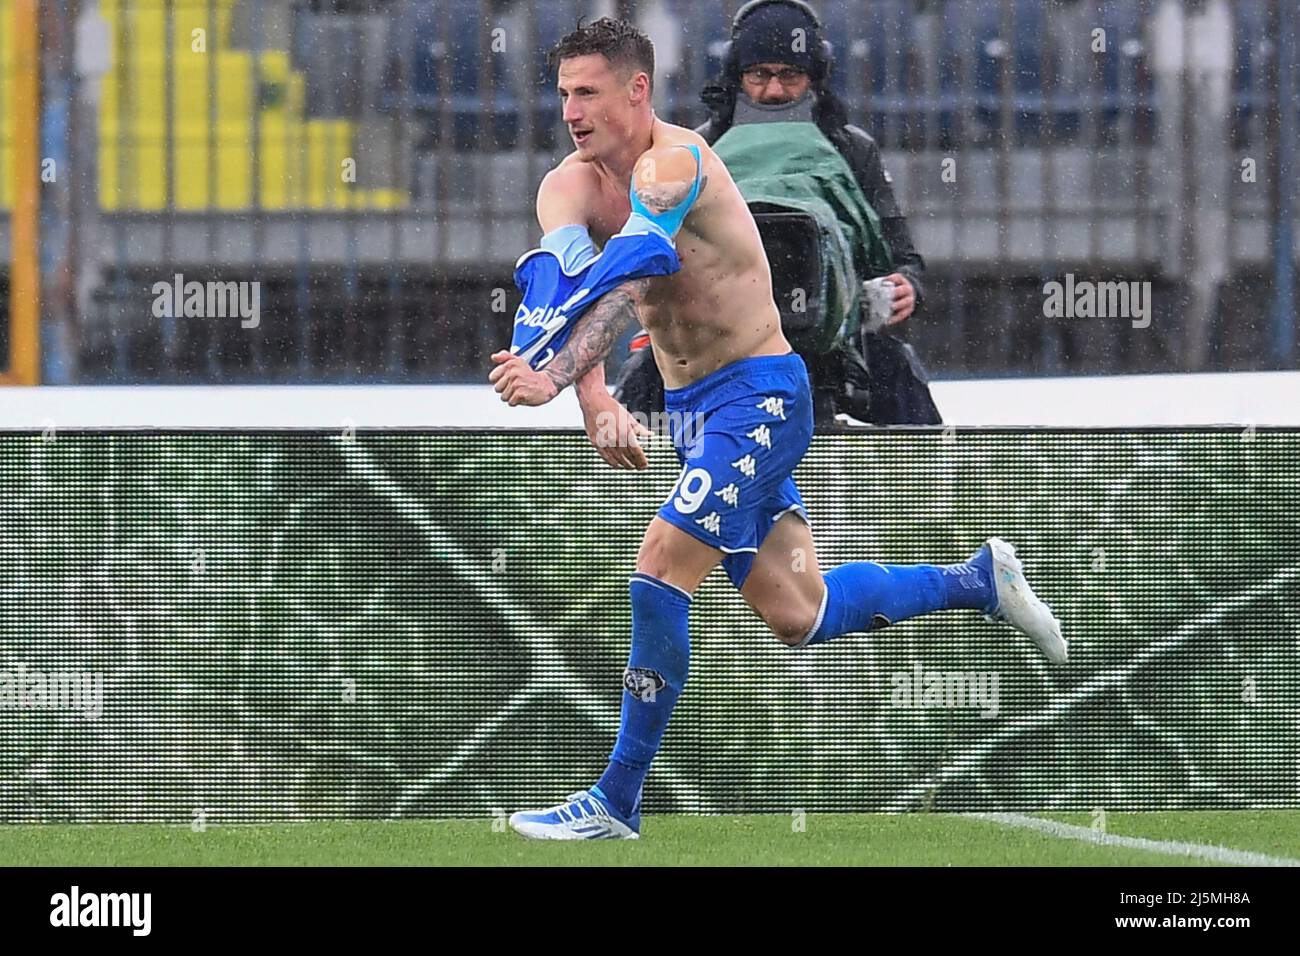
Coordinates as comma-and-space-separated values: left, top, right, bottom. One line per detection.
615, 0, 941, 425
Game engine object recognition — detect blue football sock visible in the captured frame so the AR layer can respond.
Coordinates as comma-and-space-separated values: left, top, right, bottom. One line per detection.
940, 544, 995, 612
803, 547, 994, 647
596, 573, 691, 817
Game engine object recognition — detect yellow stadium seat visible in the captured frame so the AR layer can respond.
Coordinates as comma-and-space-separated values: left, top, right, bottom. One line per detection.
95, 0, 406, 211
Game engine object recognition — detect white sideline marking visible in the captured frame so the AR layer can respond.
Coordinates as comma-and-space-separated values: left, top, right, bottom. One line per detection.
964, 812, 1300, 867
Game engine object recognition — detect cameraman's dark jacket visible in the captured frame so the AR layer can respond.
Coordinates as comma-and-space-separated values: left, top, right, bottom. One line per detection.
613, 99, 941, 426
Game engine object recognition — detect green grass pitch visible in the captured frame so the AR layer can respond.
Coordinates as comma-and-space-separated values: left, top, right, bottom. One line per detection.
2, 812, 1296, 866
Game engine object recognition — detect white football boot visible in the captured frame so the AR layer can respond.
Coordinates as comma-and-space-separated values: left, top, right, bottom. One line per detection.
508, 786, 640, 840
983, 537, 1068, 663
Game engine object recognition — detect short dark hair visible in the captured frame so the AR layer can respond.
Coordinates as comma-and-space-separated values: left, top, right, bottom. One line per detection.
548, 17, 655, 91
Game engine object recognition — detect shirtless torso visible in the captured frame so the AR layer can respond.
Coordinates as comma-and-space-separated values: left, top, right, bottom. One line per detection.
542, 118, 791, 390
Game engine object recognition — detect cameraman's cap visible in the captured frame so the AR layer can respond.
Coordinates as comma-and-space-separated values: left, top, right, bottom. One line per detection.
734, 3, 819, 72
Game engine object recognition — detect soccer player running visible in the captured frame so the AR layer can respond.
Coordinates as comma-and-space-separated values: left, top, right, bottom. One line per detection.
489, 19, 1067, 840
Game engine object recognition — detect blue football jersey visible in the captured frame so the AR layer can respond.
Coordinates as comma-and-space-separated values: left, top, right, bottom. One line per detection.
511, 217, 681, 370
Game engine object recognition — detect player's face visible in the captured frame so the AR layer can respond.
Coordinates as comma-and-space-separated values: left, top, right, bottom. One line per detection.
557, 54, 645, 160
740, 62, 812, 104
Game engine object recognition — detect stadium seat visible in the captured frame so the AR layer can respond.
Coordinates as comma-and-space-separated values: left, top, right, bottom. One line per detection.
970, 0, 1046, 142
855, 0, 920, 146
685, 0, 731, 82
99, 0, 405, 211
1232, 0, 1271, 148
524, 0, 578, 147
378, 0, 517, 150
649, 0, 728, 127
1091, 0, 1154, 144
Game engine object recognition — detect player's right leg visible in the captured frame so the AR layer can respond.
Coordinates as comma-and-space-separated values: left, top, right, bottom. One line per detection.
508, 518, 720, 841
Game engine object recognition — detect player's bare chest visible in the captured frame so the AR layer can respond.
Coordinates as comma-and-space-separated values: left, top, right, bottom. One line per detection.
589, 188, 632, 246
590, 193, 706, 267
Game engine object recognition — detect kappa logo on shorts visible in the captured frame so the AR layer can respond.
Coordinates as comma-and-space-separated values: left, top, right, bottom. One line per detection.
756, 396, 786, 420
695, 511, 721, 535
747, 424, 773, 450
732, 454, 757, 479
716, 483, 740, 507
623, 667, 667, 702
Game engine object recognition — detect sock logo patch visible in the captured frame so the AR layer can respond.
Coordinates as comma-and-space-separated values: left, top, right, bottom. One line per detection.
623, 667, 667, 702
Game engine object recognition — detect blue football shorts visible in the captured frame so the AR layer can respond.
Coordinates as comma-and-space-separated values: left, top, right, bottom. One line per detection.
655, 352, 815, 588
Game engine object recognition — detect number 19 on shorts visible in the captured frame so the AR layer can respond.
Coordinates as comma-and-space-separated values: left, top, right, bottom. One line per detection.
667, 466, 712, 515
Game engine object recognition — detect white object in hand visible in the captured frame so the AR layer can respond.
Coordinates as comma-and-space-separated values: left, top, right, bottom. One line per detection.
861, 277, 895, 332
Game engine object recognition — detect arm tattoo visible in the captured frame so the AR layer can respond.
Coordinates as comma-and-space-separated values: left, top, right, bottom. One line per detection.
542, 278, 651, 392
634, 175, 708, 213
